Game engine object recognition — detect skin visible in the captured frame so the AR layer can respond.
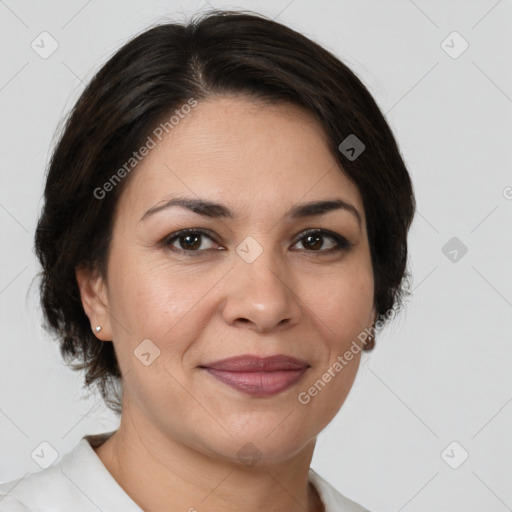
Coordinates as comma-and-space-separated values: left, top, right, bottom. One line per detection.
76, 95, 377, 512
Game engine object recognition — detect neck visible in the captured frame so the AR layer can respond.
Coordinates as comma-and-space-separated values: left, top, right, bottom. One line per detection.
94, 413, 324, 512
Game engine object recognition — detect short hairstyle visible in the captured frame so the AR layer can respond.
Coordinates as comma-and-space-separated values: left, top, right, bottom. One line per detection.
34, 9, 416, 414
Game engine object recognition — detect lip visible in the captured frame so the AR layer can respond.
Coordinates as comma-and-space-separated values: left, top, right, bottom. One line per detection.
199, 354, 311, 397
200, 354, 310, 372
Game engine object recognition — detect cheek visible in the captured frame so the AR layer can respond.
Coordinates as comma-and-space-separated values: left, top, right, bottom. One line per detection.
107, 248, 185, 329
106, 254, 216, 364
296, 269, 373, 431
307, 258, 374, 342
328, 279, 373, 340
105, 260, 204, 411
107, 241, 374, 365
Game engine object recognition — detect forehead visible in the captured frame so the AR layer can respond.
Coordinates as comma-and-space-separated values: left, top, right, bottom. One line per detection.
117, 96, 364, 223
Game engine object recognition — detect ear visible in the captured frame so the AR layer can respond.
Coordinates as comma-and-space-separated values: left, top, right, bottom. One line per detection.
75, 265, 112, 341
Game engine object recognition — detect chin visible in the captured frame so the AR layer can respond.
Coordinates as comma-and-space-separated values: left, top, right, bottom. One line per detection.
193, 424, 315, 468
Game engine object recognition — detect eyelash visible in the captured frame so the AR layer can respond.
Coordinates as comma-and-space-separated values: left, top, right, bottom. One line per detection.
161, 228, 352, 256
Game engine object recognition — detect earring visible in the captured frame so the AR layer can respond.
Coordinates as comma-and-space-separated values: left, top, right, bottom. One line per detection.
363, 334, 375, 350
94, 325, 102, 333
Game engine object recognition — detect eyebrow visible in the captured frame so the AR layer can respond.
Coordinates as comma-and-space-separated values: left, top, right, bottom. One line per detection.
140, 196, 362, 227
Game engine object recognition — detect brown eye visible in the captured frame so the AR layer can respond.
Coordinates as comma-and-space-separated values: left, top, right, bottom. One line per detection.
292, 229, 351, 252
162, 228, 351, 256
164, 229, 219, 253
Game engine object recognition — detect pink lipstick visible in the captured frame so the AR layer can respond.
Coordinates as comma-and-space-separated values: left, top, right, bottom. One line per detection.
199, 354, 310, 397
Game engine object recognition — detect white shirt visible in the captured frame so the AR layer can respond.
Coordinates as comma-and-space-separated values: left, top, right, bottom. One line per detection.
0, 431, 371, 511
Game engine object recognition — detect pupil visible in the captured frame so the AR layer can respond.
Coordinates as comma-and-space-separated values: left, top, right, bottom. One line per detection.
183, 234, 200, 249
305, 235, 321, 250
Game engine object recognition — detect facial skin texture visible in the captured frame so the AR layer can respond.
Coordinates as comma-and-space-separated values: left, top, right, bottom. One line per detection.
76, 96, 377, 512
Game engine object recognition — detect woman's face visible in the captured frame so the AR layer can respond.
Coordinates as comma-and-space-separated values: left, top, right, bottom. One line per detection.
84, 96, 376, 465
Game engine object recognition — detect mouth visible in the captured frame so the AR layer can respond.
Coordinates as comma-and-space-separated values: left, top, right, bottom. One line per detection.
198, 354, 311, 397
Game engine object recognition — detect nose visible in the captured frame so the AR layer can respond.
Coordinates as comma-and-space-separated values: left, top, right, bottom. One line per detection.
221, 247, 301, 333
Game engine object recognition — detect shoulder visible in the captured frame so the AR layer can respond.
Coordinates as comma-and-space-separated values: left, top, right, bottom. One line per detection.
0, 463, 85, 511
0, 432, 117, 512
0, 465, 61, 511
0, 490, 30, 512
309, 468, 372, 512
0, 431, 142, 512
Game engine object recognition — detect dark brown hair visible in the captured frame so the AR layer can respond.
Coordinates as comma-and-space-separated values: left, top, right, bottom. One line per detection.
34, 9, 416, 414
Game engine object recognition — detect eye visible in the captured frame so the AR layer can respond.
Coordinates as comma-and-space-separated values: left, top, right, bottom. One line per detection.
163, 229, 220, 254
162, 228, 352, 255
291, 229, 352, 253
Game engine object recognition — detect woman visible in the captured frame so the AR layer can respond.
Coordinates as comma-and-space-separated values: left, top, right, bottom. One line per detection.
0, 9, 415, 512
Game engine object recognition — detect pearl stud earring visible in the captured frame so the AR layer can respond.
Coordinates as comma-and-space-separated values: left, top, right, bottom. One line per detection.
94, 325, 102, 333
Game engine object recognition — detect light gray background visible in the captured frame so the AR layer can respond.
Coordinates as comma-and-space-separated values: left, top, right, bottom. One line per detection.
1, 1, 511, 511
